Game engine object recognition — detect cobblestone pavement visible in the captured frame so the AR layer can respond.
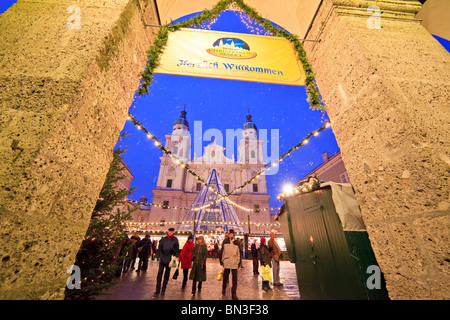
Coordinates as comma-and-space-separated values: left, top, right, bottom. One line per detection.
97, 258, 300, 300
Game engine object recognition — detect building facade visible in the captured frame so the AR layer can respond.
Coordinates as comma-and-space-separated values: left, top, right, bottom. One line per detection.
298, 150, 350, 185
132, 109, 274, 235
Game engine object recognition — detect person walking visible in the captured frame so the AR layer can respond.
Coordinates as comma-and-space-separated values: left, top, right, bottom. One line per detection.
178, 234, 195, 289
236, 238, 244, 268
213, 242, 219, 260
122, 236, 137, 273
190, 235, 208, 295
268, 232, 283, 286
219, 229, 241, 300
154, 228, 179, 295
151, 240, 158, 260
136, 234, 151, 272
258, 237, 272, 291
251, 239, 259, 275
129, 232, 141, 270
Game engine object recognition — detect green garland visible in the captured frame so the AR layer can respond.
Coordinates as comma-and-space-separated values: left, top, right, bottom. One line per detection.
138, 0, 324, 110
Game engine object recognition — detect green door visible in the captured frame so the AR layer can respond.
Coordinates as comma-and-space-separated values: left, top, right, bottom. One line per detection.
284, 188, 366, 299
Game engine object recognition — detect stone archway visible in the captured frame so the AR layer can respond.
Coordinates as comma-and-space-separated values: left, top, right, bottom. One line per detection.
0, 0, 448, 300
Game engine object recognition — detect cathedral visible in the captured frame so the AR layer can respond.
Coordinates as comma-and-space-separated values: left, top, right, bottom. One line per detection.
130, 108, 275, 236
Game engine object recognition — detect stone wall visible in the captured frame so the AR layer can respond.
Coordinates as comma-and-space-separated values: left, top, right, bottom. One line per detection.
0, 0, 158, 299
303, 0, 450, 299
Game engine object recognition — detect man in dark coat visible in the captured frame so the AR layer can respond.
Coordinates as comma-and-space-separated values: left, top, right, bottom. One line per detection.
154, 228, 179, 295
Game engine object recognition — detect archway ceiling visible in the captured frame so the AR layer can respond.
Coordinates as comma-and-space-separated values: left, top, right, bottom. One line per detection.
155, 0, 322, 38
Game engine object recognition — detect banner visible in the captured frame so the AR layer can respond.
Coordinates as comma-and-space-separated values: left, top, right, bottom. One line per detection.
154, 28, 305, 86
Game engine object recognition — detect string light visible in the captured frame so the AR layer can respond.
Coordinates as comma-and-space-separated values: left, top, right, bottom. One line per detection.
126, 112, 332, 210
128, 198, 280, 213
124, 220, 280, 228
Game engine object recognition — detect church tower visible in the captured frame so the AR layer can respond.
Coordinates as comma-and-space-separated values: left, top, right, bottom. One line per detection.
155, 107, 191, 193
166, 106, 190, 161
152, 107, 193, 224
238, 110, 265, 164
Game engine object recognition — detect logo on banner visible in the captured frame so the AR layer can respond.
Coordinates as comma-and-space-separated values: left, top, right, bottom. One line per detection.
206, 37, 257, 59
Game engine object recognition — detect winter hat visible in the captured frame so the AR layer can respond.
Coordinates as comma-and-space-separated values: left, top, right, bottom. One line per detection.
260, 237, 266, 244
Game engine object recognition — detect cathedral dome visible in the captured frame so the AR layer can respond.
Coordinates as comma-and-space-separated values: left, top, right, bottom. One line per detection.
243, 112, 257, 131
139, 195, 148, 203
174, 107, 189, 129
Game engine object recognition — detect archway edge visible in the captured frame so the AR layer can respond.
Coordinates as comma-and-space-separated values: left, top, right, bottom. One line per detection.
156, 0, 322, 39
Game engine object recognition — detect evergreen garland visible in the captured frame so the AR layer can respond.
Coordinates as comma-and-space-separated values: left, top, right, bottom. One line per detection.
138, 0, 324, 110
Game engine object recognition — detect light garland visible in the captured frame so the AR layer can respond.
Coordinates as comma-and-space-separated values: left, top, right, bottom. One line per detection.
123, 228, 248, 237
127, 111, 277, 213
128, 199, 281, 213
126, 112, 331, 211
125, 220, 280, 228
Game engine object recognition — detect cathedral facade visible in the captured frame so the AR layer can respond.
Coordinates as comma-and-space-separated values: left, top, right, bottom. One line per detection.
136, 108, 274, 235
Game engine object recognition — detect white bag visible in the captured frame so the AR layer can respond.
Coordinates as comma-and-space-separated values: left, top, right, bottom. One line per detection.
169, 255, 178, 268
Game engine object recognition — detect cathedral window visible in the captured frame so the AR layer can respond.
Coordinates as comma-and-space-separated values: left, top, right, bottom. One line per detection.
196, 183, 202, 191
224, 184, 230, 192
251, 150, 256, 158
253, 183, 258, 192
162, 201, 169, 209
254, 204, 260, 213
166, 179, 173, 188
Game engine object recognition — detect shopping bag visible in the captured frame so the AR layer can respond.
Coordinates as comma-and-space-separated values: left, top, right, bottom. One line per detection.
216, 266, 224, 281
169, 255, 178, 268
261, 265, 272, 282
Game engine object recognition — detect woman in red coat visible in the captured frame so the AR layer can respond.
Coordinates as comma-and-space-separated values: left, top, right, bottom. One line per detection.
178, 235, 195, 289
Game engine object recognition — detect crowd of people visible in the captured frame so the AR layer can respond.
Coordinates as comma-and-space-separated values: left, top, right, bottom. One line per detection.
117, 228, 284, 300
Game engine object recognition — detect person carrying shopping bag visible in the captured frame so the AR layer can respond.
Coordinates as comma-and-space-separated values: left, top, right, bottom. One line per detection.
219, 229, 241, 300
258, 237, 272, 291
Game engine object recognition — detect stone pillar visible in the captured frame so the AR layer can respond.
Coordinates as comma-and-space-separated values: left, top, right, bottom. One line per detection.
303, 0, 449, 299
0, 0, 159, 299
